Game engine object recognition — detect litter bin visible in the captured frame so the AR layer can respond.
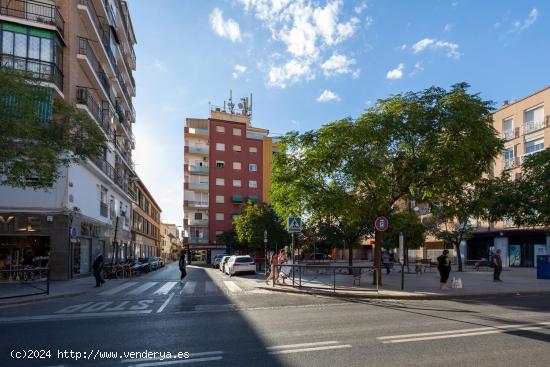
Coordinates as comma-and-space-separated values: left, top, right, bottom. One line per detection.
536, 255, 550, 279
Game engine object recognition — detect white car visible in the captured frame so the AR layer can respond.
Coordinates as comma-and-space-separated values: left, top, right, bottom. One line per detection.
219, 256, 231, 273
226, 255, 256, 276
212, 254, 228, 269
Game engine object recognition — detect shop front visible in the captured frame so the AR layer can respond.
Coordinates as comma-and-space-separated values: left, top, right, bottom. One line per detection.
70, 216, 115, 277
189, 244, 226, 265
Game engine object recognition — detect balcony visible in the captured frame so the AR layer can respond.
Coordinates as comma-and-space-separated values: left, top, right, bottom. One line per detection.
188, 182, 208, 191
231, 195, 244, 203
247, 132, 266, 140
0, 0, 65, 37
77, 37, 113, 105
523, 120, 545, 134
187, 146, 209, 155
76, 86, 110, 134
0, 54, 63, 91
187, 201, 208, 209
92, 157, 116, 182
189, 165, 209, 175
502, 128, 519, 141
189, 237, 209, 244
521, 150, 543, 162
188, 127, 208, 136
189, 219, 208, 226
248, 195, 260, 203
503, 157, 518, 169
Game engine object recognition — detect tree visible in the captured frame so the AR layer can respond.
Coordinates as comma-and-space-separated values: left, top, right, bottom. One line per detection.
271, 83, 502, 283
233, 202, 289, 253
382, 210, 426, 254
216, 228, 240, 254
0, 69, 107, 189
300, 215, 345, 257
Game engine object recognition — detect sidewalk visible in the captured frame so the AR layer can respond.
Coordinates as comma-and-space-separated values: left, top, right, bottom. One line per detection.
248, 267, 550, 299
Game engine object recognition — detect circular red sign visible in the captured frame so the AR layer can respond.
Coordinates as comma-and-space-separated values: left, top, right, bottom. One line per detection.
374, 216, 389, 232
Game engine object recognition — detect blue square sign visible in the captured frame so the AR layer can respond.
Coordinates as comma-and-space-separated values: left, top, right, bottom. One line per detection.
287, 217, 302, 233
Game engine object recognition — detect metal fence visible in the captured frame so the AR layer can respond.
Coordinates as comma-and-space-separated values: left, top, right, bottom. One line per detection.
0, 268, 49, 299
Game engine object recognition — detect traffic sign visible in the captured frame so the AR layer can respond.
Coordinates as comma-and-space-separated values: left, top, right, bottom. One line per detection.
374, 216, 389, 232
287, 217, 302, 233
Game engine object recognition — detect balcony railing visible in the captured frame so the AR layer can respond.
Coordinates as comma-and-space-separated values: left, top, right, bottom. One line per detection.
189, 219, 208, 226
0, 54, 63, 90
188, 128, 208, 135
189, 237, 209, 244
188, 182, 208, 191
521, 150, 543, 162
503, 157, 518, 169
187, 201, 208, 208
78, 0, 116, 73
502, 128, 518, 141
76, 86, 110, 134
92, 157, 116, 182
77, 37, 113, 104
188, 146, 209, 155
524, 120, 545, 134
0, 0, 65, 37
189, 165, 209, 174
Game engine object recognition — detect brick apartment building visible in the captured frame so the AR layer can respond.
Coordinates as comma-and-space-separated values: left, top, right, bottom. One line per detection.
183, 96, 278, 264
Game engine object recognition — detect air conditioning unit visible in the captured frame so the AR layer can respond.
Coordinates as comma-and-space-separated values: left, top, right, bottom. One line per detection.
546, 115, 550, 126
514, 127, 520, 138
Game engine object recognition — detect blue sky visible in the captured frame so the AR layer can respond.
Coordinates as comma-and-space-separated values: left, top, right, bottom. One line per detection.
129, 0, 549, 227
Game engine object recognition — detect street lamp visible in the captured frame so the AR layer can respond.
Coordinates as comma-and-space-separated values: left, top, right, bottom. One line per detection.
264, 229, 268, 275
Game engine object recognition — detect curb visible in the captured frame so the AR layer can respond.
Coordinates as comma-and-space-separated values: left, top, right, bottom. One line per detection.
0, 291, 88, 308
257, 286, 550, 300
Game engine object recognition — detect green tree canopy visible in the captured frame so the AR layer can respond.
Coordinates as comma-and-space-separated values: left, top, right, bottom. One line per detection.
382, 210, 426, 251
0, 69, 107, 189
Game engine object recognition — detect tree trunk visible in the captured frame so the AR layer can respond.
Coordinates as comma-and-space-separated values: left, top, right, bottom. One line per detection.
455, 241, 463, 272
347, 240, 353, 275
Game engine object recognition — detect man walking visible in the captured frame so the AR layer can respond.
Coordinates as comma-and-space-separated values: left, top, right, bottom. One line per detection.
93, 254, 105, 287
493, 249, 503, 282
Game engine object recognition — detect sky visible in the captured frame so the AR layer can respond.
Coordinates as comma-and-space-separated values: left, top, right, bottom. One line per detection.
128, 0, 550, 227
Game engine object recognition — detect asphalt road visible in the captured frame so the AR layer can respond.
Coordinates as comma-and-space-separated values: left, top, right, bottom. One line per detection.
1, 262, 550, 367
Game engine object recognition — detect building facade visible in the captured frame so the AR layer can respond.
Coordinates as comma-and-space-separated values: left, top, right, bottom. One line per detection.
160, 223, 181, 262
183, 98, 277, 264
0, 0, 137, 279
131, 179, 161, 259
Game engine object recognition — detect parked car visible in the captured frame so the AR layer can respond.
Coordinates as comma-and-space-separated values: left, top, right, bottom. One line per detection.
226, 255, 256, 276
219, 256, 231, 273
138, 258, 151, 272
213, 254, 228, 268
156, 257, 165, 268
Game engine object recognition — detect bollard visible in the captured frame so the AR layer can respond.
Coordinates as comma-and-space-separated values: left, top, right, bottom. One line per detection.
333, 268, 336, 292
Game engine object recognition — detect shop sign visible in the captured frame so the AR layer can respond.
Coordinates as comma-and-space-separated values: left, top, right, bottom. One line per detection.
0, 215, 42, 233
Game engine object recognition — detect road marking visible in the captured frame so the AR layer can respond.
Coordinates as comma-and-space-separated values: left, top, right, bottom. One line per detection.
268, 344, 352, 355
133, 356, 223, 366
156, 293, 175, 313
99, 282, 137, 296
121, 351, 223, 363
267, 341, 340, 350
223, 281, 242, 293
154, 282, 178, 295
0, 310, 152, 323
378, 321, 550, 344
180, 281, 196, 295
127, 282, 158, 295
204, 281, 219, 294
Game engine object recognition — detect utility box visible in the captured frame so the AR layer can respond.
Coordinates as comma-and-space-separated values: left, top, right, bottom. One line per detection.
536, 255, 550, 279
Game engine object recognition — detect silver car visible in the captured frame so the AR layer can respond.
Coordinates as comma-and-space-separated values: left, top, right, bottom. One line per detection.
219, 256, 231, 273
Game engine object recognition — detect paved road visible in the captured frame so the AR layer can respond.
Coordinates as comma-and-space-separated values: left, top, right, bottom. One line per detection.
1, 262, 550, 367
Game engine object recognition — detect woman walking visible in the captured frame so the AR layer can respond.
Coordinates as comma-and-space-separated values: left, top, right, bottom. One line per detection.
179, 251, 187, 282
437, 249, 452, 289
265, 252, 279, 285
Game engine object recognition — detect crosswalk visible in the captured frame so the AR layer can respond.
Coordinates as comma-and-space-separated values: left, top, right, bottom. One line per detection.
99, 280, 243, 298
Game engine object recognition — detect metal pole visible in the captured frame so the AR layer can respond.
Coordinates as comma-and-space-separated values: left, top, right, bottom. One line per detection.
291, 232, 295, 286
46, 269, 50, 295
333, 268, 336, 292
264, 229, 268, 275
399, 231, 405, 290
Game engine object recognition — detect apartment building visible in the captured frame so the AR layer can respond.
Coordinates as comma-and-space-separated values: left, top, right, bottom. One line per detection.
183, 96, 278, 264
160, 223, 181, 262
0, 0, 138, 279
466, 87, 550, 268
130, 179, 161, 259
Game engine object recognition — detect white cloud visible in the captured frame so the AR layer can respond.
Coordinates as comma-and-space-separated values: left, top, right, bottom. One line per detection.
239, 0, 364, 87
444, 23, 453, 32
412, 38, 461, 59
364, 15, 374, 29
354, 2, 368, 14
209, 8, 242, 42
268, 59, 313, 88
409, 61, 424, 77
386, 63, 404, 80
317, 89, 340, 102
400, 44, 407, 50
232, 64, 247, 79
511, 8, 538, 33
321, 53, 356, 77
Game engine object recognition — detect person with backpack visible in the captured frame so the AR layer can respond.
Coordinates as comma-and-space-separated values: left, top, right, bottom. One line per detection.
179, 251, 187, 281
92, 254, 105, 288
437, 249, 452, 289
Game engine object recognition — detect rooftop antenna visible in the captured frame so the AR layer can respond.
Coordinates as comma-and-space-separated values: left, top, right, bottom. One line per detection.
228, 89, 235, 114
250, 93, 253, 116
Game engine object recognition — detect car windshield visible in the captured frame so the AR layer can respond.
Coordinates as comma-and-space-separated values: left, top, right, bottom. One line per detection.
236, 257, 253, 263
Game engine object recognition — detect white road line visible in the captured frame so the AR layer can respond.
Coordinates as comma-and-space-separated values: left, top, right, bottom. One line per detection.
121, 351, 223, 363
156, 293, 175, 313
267, 341, 339, 350
268, 344, 352, 355
133, 356, 223, 367
127, 282, 158, 295
154, 282, 179, 295
204, 281, 219, 293
377, 321, 550, 341
0, 310, 152, 323
180, 281, 196, 295
223, 281, 242, 293
99, 282, 137, 296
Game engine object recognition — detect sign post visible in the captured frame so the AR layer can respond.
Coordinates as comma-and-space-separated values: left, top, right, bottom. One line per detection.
287, 217, 302, 286
399, 231, 404, 290
373, 216, 389, 289
264, 229, 268, 275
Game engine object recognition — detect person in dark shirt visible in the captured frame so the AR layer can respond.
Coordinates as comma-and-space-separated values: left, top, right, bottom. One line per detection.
437, 250, 452, 289
179, 251, 187, 281
92, 254, 105, 287
493, 249, 503, 282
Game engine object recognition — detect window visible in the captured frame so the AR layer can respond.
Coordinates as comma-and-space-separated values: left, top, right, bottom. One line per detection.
216, 143, 225, 151
525, 138, 544, 155
216, 213, 224, 221
233, 128, 242, 136
524, 106, 545, 133
216, 160, 225, 168
503, 117, 513, 132
249, 146, 257, 154
216, 195, 225, 203
249, 164, 257, 171
194, 212, 202, 220
216, 178, 225, 186
504, 149, 514, 161
216, 126, 225, 133
216, 230, 223, 236
233, 180, 241, 187
233, 162, 241, 170
249, 180, 257, 188
233, 145, 241, 152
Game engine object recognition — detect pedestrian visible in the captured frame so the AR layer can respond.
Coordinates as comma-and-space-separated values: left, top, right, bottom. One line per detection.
265, 252, 279, 285
437, 250, 451, 289
179, 251, 187, 281
92, 254, 105, 288
382, 251, 391, 275
493, 249, 503, 282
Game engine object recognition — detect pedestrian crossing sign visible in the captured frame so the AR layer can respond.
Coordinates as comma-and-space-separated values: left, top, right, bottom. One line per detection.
287, 217, 302, 233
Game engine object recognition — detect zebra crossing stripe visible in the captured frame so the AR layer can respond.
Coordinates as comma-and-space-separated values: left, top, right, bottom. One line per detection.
223, 281, 242, 293
204, 281, 220, 294
99, 282, 137, 296
154, 282, 178, 295
127, 282, 158, 295
180, 281, 197, 295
